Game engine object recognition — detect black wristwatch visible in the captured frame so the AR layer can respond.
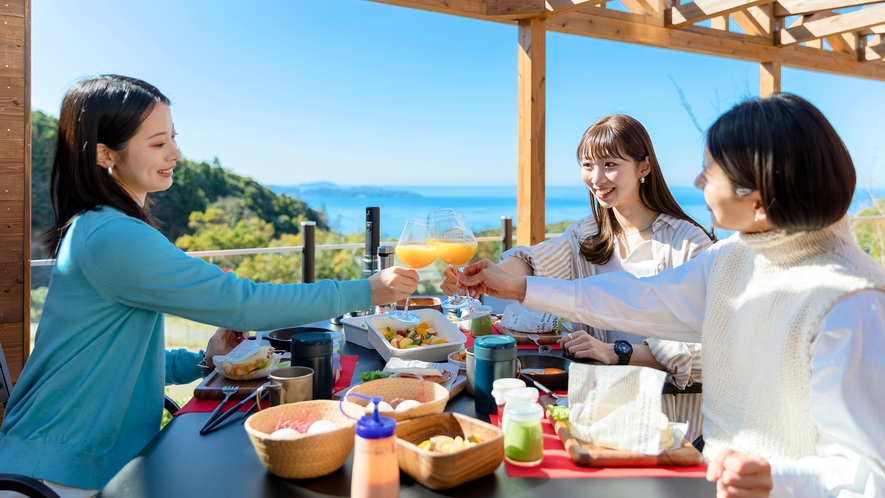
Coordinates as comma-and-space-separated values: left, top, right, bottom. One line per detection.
613, 340, 633, 365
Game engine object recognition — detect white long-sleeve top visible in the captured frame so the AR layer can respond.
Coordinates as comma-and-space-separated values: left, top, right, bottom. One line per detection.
523, 242, 885, 498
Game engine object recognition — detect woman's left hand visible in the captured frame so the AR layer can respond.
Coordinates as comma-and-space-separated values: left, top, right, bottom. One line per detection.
559, 330, 618, 365
205, 328, 248, 371
706, 448, 773, 498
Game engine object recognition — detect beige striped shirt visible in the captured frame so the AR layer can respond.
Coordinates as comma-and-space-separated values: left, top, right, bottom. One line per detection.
501, 213, 712, 440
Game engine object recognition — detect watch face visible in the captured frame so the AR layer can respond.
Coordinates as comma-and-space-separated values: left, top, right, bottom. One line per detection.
614, 340, 633, 357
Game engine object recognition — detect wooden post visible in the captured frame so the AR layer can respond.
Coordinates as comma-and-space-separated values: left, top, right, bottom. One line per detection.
517, 17, 546, 247
0, 0, 31, 388
760, 61, 782, 96
501, 216, 513, 252
301, 221, 316, 284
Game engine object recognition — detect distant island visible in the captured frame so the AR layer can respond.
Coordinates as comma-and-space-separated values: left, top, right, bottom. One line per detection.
270, 183, 422, 199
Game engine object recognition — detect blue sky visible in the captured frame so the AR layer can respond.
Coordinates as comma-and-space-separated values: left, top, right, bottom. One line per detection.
33, 0, 885, 187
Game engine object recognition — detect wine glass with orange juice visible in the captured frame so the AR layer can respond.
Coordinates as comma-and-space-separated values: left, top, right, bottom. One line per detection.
390, 219, 437, 324
434, 213, 479, 318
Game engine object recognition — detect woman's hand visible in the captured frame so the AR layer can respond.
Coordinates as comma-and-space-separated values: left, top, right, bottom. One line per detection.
458, 259, 527, 301
205, 328, 248, 371
707, 448, 773, 498
369, 267, 419, 305
440, 265, 460, 296
559, 330, 618, 364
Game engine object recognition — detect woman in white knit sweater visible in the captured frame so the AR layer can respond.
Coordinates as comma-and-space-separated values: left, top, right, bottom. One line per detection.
441, 115, 713, 441
456, 94, 885, 498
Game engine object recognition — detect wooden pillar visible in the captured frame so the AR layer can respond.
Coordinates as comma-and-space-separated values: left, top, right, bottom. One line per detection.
760, 61, 781, 96
517, 17, 546, 247
0, 0, 31, 385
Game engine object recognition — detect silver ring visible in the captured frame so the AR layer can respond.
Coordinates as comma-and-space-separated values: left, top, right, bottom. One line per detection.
567, 332, 573, 340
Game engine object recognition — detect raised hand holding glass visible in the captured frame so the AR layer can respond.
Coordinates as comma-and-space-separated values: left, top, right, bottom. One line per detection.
390, 219, 436, 324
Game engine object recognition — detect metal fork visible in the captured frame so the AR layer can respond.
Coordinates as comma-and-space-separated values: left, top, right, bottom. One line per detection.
200, 385, 238, 435
526, 334, 552, 355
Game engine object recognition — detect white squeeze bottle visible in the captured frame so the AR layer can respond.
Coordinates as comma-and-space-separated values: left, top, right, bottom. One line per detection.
351, 396, 399, 498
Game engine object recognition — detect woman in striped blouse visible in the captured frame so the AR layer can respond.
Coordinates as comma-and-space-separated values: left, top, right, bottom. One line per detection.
443, 114, 714, 440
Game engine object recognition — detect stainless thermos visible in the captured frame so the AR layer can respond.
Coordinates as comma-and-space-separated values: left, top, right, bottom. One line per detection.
290, 332, 334, 399
473, 335, 518, 414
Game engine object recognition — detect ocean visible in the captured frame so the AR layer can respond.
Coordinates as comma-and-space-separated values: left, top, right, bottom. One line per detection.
272, 184, 885, 238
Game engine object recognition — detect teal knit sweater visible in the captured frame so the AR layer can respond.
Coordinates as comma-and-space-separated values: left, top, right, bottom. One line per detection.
0, 207, 371, 489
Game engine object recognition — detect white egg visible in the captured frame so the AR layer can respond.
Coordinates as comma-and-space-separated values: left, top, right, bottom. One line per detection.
364, 401, 394, 414
394, 400, 422, 413
268, 428, 303, 440
307, 420, 342, 435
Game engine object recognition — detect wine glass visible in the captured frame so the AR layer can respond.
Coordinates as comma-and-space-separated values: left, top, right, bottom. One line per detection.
427, 209, 468, 310
433, 213, 478, 319
390, 219, 437, 324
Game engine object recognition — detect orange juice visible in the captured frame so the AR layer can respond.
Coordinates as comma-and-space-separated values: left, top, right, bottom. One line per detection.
395, 245, 438, 268
436, 241, 478, 265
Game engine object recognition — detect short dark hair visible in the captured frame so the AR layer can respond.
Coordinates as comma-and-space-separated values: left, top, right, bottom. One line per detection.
44, 75, 171, 256
706, 93, 855, 233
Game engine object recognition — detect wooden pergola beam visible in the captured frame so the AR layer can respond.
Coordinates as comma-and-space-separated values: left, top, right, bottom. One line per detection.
774, 0, 883, 17
730, 5, 774, 37
517, 17, 547, 246
777, 4, 885, 45
760, 61, 782, 94
665, 0, 772, 28
865, 35, 885, 61
484, 0, 606, 17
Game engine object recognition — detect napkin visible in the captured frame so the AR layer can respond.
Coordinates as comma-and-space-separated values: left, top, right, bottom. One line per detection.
499, 304, 559, 333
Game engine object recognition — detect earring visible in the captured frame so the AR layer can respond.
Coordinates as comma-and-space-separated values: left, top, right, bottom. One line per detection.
107, 165, 113, 176
640, 176, 646, 184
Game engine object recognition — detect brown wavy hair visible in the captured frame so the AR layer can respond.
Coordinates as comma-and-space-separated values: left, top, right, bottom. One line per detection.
44, 75, 170, 256
577, 115, 713, 265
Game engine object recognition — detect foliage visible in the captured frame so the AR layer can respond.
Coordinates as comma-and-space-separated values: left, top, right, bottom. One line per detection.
853, 201, 885, 266
29, 286, 48, 322
31, 111, 58, 260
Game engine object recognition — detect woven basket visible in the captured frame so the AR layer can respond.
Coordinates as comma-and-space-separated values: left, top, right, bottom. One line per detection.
344, 377, 448, 422
244, 400, 364, 479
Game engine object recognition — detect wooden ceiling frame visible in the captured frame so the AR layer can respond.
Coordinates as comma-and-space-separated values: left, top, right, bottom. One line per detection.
370, 0, 885, 244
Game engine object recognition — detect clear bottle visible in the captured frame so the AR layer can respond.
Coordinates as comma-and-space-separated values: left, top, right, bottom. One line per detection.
351, 397, 399, 498
470, 304, 494, 337
503, 401, 544, 467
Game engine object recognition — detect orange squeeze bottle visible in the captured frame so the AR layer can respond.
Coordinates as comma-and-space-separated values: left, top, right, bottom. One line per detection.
351, 397, 399, 498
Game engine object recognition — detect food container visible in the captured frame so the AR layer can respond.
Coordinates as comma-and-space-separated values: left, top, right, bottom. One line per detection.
366, 309, 466, 362
341, 315, 372, 349
519, 354, 571, 391
244, 400, 364, 479
395, 413, 504, 490
395, 296, 443, 313
344, 377, 448, 422
447, 349, 467, 370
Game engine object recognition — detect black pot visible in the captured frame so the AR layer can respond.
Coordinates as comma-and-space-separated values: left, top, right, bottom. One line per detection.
518, 354, 571, 391
265, 326, 332, 352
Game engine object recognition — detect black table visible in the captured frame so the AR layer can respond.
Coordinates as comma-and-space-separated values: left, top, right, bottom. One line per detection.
100, 320, 715, 498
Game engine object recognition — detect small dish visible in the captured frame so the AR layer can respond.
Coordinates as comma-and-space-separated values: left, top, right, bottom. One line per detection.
447, 349, 467, 370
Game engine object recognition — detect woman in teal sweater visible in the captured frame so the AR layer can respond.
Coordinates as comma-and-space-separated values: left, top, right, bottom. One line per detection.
0, 75, 418, 495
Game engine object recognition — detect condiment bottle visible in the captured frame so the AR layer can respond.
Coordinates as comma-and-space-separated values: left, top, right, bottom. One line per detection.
501, 387, 539, 431
503, 401, 544, 467
351, 396, 399, 498
473, 335, 518, 414
290, 332, 333, 399
469, 305, 493, 336
491, 378, 527, 427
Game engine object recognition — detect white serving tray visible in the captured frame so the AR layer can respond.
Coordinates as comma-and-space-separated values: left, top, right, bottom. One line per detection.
365, 309, 467, 362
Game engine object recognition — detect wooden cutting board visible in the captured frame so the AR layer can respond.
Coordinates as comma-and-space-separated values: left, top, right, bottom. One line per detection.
193, 371, 268, 400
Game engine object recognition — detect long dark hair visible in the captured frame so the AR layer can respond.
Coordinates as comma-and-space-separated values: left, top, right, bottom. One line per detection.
44, 75, 170, 256
707, 93, 854, 233
577, 115, 713, 265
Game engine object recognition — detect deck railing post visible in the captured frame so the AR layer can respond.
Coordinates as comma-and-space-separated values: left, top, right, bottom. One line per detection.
301, 221, 316, 284
501, 216, 513, 252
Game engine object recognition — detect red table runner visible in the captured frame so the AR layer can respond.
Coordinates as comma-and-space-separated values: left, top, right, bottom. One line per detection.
489, 413, 708, 479
176, 355, 358, 415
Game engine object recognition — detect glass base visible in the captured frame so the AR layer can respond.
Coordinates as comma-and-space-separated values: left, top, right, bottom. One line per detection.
389, 310, 423, 324
441, 295, 469, 310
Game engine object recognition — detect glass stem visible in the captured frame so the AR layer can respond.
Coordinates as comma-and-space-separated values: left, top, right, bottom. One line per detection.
403, 295, 412, 315
459, 266, 473, 316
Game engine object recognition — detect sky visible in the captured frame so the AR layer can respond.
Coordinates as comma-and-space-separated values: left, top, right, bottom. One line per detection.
32, 0, 885, 188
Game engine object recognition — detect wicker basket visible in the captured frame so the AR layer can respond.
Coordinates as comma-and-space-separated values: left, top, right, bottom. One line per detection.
344, 377, 448, 422
244, 400, 364, 479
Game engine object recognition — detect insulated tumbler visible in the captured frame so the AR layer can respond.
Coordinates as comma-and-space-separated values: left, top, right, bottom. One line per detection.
473, 335, 518, 414
290, 332, 334, 399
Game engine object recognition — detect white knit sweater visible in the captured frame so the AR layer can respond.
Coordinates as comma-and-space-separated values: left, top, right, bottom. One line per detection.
702, 217, 885, 462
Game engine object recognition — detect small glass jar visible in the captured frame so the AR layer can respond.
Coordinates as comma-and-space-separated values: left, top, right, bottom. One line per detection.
501, 387, 539, 432
503, 401, 545, 467
491, 378, 526, 426
470, 305, 493, 337
327, 331, 345, 356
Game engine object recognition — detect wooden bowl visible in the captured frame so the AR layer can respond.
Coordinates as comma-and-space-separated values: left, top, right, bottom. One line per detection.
244, 400, 364, 479
343, 377, 448, 422
395, 412, 504, 490
519, 354, 571, 391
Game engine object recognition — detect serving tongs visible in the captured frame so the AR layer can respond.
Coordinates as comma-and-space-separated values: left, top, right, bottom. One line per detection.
520, 373, 568, 407
200, 386, 270, 435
